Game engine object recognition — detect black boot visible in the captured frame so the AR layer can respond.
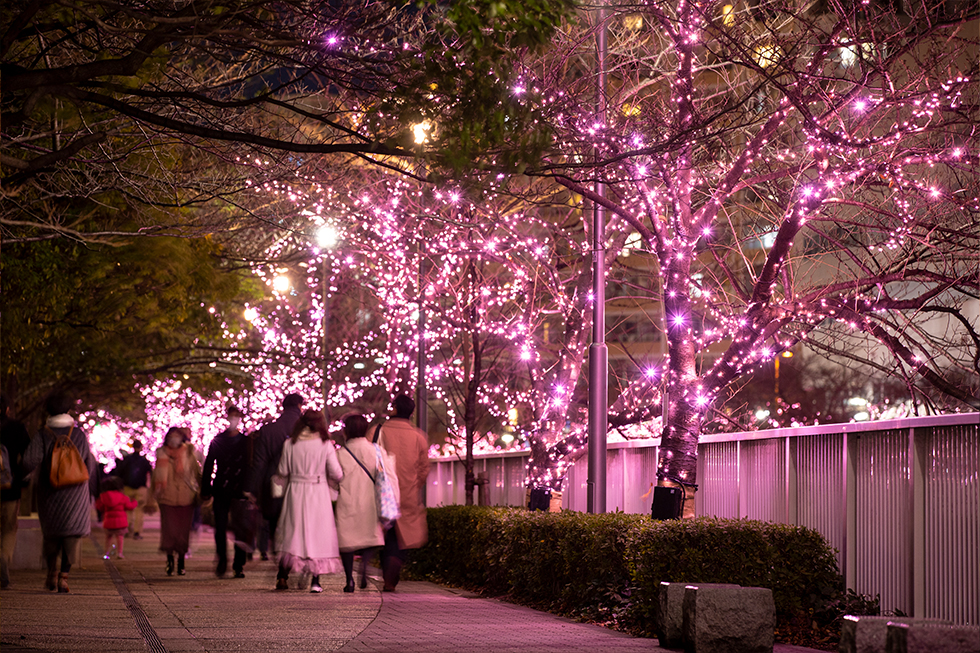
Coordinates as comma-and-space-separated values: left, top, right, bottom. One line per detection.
383, 558, 403, 592
177, 554, 186, 575
166, 554, 175, 576
341, 552, 355, 591
359, 552, 370, 589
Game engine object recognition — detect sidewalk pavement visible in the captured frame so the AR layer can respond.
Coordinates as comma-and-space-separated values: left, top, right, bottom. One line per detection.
2, 516, 824, 653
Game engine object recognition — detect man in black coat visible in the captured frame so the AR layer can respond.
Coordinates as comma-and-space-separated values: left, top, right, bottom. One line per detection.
114, 440, 153, 540
244, 393, 303, 553
201, 405, 250, 578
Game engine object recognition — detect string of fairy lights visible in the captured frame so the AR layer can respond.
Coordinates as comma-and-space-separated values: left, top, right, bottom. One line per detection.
80, 3, 977, 492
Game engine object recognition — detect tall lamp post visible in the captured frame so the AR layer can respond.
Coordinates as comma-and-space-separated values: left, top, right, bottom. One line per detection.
416, 242, 428, 436
587, 5, 609, 515
316, 225, 338, 409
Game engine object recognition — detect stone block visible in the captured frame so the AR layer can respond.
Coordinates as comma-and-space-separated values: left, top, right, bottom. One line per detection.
885, 622, 980, 653
657, 582, 739, 649
682, 585, 774, 653
839, 616, 951, 653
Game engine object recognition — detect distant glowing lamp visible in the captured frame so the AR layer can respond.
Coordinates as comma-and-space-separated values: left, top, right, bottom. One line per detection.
317, 225, 339, 249
243, 307, 259, 323
623, 14, 643, 30
754, 43, 782, 68
412, 121, 432, 145
272, 275, 291, 293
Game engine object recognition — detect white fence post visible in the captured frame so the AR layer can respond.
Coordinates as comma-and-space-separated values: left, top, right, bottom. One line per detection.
845, 430, 857, 594
910, 427, 926, 618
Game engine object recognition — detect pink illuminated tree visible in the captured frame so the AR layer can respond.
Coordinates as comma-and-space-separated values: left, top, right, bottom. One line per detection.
42, 1, 980, 510
475, 0, 980, 509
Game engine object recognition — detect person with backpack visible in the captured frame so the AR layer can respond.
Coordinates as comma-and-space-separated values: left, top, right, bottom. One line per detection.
114, 439, 153, 540
21, 391, 97, 593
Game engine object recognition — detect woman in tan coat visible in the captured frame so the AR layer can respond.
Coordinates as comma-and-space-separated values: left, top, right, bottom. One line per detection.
335, 415, 384, 592
152, 427, 201, 576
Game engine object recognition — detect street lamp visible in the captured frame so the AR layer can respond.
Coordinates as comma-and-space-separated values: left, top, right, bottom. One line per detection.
272, 274, 291, 293
317, 225, 338, 249
774, 350, 793, 403
588, 3, 609, 515
412, 120, 432, 145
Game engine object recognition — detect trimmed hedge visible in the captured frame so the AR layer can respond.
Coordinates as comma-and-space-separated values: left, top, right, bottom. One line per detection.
407, 506, 842, 635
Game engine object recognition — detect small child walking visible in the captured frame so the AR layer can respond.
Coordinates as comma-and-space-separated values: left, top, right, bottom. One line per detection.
96, 476, 138, 560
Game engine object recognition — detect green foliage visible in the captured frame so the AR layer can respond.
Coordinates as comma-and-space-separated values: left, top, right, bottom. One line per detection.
390, 0, 578, 174
410, 0, 578, 52
1, 234, 246, 416
408, 507, 843, 636
627, 517, 843, 636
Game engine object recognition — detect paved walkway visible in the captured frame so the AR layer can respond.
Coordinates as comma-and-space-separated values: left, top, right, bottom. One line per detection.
2, 517, 823, 653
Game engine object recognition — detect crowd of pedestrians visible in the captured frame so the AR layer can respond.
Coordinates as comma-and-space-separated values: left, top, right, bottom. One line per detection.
0, 389, 430, 594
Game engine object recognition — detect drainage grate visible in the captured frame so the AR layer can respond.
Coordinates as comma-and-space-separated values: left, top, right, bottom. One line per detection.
94, 537, 169, 653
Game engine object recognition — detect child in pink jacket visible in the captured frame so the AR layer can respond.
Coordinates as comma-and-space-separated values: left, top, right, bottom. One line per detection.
96, 476, 137, 559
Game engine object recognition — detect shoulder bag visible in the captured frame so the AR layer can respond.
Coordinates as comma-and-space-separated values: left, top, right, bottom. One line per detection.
343, 443, 400, 528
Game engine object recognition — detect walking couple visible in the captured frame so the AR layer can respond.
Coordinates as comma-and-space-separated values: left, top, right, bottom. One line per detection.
255, 393, 429, 593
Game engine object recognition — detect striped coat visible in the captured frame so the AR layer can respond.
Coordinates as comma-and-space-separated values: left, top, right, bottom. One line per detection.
23, 424, 98, 538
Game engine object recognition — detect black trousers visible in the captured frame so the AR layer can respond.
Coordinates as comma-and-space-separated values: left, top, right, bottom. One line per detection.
264, 497, 284, 554
213, 495, 247, 574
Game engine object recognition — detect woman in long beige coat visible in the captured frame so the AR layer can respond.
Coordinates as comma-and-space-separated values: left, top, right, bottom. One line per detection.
335, 414, 384, 592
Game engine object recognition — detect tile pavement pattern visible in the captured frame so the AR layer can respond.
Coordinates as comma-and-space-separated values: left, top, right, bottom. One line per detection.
1, 518, 822, 653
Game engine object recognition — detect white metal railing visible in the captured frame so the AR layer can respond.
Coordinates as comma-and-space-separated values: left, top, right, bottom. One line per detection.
427, 413, 980, 625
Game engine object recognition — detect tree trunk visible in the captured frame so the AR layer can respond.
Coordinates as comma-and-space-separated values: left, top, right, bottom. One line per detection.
463, 287, 482, 506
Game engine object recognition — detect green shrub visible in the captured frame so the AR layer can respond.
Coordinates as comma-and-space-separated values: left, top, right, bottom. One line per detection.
626, 517, 842, 636
407, 507, 843, 636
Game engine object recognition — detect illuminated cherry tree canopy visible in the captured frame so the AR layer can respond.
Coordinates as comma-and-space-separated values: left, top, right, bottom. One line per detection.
5, 1, 978, 499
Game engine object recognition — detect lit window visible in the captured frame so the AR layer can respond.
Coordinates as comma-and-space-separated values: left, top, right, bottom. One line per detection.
721, 4, 735, 25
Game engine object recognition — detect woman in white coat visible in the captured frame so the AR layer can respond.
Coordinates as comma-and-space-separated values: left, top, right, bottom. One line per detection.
335, 414, 384, 592
274, 409, 344, 593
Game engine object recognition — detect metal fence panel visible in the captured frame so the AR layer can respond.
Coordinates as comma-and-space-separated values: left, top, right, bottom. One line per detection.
563, 453, 588, 512
854, 429, 911, 615
696, 441, 739, 518
796, 433, 846, 572
623, 446, 659, 515
739, 438, 787, 522
505, 456, 529, 507
607, 449, 626, 513
924, 425, 979, 624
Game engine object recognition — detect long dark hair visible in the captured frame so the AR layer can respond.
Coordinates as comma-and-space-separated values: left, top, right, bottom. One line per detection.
290, 409, 330, 443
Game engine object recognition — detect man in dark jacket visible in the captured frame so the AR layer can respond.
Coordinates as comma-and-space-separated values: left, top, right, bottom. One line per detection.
201, 405, 250, 578
1, 394, 31, 589
245, 393, 303, 553
114, 440, 153, 540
